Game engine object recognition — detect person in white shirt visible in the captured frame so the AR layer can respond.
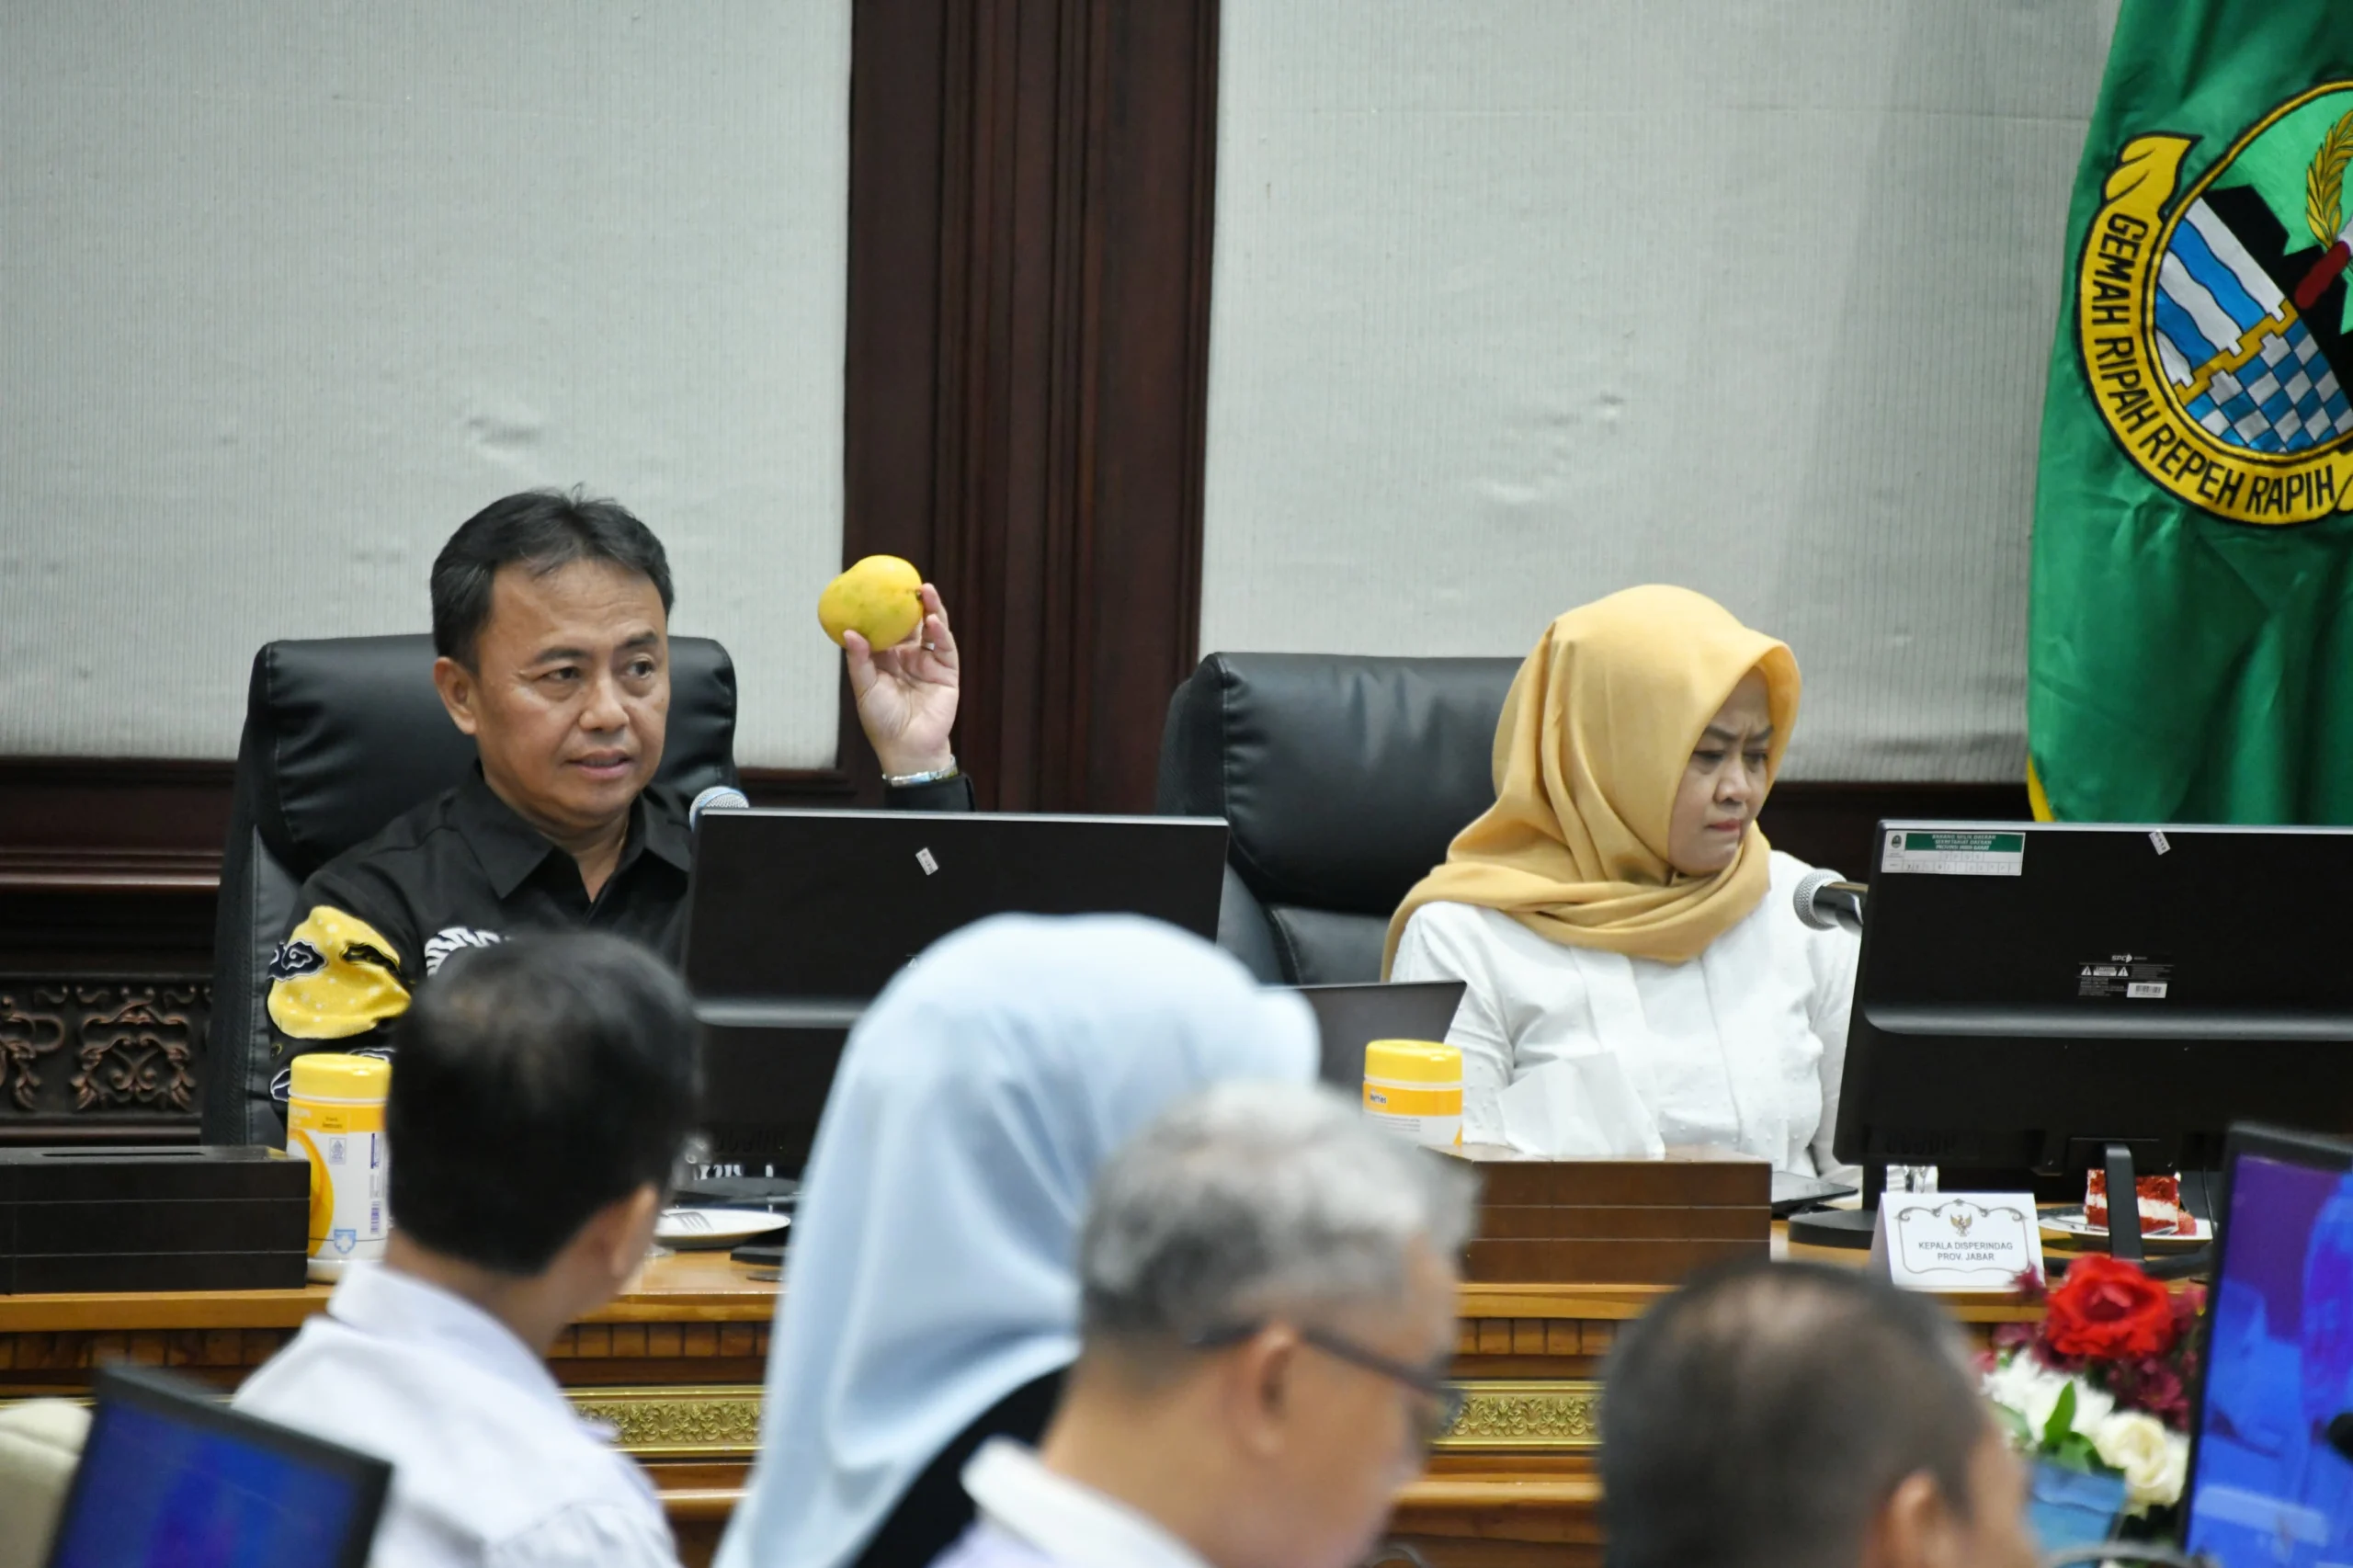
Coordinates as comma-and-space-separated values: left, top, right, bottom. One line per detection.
928, 1081, 1476, 1568
1386, 585, 1859, 1176
235, 931, 699, 1568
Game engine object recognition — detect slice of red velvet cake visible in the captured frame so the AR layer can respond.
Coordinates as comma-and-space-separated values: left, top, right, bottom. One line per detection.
2084, 1170, 2196, 1235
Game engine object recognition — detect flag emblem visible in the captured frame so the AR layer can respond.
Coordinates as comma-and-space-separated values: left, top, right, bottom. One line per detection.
2077, 84, 2353, 525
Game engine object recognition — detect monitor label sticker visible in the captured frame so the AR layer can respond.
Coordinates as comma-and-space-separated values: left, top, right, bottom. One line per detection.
1880, 829, 2026, 876
2075, 953, 2175, 1000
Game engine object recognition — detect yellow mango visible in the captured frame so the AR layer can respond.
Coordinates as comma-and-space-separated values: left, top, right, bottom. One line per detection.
817, 555, 925, 648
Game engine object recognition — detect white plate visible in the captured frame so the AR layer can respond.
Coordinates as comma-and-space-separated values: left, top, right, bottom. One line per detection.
2039, 1209, 2211, 1248
656, 1207, 790, 1250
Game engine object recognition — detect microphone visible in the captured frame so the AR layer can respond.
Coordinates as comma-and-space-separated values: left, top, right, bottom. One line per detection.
1793, 869, 1867, 934
689, 784, 750, 830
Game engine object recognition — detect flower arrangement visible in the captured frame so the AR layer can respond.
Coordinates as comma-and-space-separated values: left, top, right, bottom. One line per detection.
1979, 1256, 2205, 1516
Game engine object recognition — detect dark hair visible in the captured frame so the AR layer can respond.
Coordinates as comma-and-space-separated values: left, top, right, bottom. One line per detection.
386, 932, 700, 1275
430, 489, 675, 667
1599, 1260, 1989, 1568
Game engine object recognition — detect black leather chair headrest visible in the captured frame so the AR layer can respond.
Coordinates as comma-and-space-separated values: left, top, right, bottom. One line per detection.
1157, 652, 1519, 915
241, 634, 739, 879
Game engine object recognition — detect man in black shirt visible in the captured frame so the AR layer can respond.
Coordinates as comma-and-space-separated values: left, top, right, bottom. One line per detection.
264, 490, 969, 1100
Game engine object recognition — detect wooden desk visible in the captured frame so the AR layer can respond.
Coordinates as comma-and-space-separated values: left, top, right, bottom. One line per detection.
0, 1234, 2044, 1568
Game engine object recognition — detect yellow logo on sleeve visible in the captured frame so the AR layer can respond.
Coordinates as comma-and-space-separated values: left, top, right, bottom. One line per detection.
267, 907, 413, 1040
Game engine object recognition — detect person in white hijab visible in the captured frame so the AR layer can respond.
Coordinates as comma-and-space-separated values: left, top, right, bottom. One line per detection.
713, 914, 1320, 1568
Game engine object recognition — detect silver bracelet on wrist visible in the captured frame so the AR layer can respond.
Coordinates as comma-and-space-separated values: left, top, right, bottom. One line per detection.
883, 756, 961, 789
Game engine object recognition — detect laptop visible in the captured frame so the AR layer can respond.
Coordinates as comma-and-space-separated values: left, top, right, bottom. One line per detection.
684, 809, 1229, 1171
2180, 1122, 2353, 1567
46, 1363, 390, 1568
685, 809, 1228, 1004
1292, 981, 1466, 1089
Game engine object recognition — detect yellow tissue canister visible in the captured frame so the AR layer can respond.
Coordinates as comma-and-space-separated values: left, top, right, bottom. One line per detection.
287, 1053, 391, 1281
1362, 1040, 1463, 1148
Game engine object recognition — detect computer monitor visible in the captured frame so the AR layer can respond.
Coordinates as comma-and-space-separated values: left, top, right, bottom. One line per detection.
684, 809, 1229, 1170
46, 1364, 389, 1568
2182, 1123, 2353, 1567
1832, 821, 2353, 1179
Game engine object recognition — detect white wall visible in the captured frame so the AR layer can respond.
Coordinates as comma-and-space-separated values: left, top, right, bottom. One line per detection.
0, 2, 849, 768
1203, 0, 2119, 780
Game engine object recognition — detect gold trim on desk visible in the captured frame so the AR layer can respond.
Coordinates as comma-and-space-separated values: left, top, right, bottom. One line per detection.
1438, 1380, 1601, 1450
1, 1386, 774, 1466
569, 1385, 767, 1460
559, 1377, 1606, 1461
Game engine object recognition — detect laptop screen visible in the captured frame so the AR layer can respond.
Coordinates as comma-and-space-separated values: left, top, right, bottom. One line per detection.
47, 1369, 387, 1568
2184, 1142, 2353, 1567
1292, 981, 1466, 1089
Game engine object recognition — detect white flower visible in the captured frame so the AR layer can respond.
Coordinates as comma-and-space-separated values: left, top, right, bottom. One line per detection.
1982, 1353, 2114, 1441
2093, 1412, 2188, 1511
1981, 1353, 2060, 1431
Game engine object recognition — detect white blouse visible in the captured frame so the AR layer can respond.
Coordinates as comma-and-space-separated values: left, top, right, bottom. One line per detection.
1392, 850, 1859, 1176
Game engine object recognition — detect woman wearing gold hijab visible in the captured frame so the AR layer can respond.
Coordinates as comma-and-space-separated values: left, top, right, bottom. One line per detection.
1387, 586, 1858, 1176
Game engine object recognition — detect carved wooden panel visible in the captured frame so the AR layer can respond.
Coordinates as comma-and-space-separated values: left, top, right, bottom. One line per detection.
0, 980, 208, 1143
1445, 1382, 1602, 1449
0, 1326, 289, 1379
570, 1386, 767, 1459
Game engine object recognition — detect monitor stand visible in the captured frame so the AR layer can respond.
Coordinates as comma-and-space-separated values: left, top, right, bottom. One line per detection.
1786, 1164, 1885, 1250
2097, 1142, 2145, 1264
2094, 1144, 2217, 1280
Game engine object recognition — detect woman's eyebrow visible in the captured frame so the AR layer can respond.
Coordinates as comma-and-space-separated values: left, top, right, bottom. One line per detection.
1700, 724, 1773, 744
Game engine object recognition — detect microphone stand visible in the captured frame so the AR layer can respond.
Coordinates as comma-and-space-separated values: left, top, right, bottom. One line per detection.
1786, 872, 1878, 1246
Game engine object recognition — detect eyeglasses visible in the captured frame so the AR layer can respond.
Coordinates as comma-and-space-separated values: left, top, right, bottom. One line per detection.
1187, 1321, 1466, 1446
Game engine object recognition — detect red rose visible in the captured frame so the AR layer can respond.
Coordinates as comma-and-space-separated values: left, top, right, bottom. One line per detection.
2043, 1255, 2177, 1360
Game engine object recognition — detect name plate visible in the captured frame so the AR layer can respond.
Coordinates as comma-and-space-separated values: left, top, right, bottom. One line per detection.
1869, 1192, 2044, 1292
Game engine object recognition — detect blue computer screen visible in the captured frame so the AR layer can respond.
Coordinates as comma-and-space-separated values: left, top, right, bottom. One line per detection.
2186, 1151, 2353, 1567
47, 1398, 369, 1568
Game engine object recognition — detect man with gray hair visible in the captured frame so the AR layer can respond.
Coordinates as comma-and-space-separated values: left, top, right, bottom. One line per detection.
929, 1082, 1476, 1568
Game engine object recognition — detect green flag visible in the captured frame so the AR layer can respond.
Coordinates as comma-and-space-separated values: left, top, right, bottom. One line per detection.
2029, 1, 2353, 823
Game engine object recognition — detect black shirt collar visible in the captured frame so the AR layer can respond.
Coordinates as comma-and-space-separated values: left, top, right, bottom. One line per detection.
636, 785, 693, 876
453, 769, 689, 900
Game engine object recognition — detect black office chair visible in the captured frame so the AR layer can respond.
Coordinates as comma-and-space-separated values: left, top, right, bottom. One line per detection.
1155, 652, 1519, 985
202, 634, 739, 1145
